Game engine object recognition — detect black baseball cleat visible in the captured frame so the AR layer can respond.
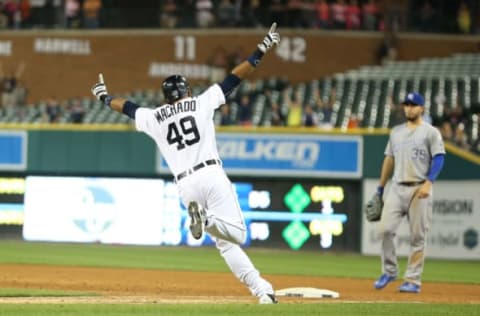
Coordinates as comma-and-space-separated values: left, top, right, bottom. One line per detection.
259, 293, 278, 304
188, 201, 206, 239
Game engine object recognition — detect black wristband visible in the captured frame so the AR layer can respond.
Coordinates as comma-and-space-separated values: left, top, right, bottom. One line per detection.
100, 95, 112, 107
247, 48, 265, 67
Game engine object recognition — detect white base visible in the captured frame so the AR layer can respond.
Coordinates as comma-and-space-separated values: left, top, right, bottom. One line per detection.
275, 287, 340, 299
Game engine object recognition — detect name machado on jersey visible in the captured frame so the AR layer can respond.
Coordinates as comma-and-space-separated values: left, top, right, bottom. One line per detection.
154, 100, 197, 123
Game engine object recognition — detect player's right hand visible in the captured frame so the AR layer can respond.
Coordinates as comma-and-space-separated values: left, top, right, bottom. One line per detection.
258, 22, 280, 53
91, 73, 109, 102
417, 181, 432, 199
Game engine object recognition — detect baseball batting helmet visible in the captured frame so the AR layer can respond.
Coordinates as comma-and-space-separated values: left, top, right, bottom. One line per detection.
162, 75, 190, 104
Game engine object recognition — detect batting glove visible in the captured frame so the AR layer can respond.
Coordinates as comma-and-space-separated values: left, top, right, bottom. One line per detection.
91, 73, 110, 103
258, 22, 280, 53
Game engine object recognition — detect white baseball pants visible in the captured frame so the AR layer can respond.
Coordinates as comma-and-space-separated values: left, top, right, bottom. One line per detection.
176, 165, 274, 297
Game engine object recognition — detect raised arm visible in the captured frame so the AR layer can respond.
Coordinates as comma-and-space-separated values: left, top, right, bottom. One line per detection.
91, 73, 139, 119
91, 23, 281, 117
219, 22, 280, 96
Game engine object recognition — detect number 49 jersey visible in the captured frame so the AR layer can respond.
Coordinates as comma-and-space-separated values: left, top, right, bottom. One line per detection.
135, 84, 226, 176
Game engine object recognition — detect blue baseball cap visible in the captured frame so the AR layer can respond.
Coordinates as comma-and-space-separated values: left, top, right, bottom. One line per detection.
402, 92, 424, 106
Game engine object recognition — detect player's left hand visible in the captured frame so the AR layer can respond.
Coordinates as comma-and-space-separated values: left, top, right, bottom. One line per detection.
258, 22, 281, 53
91, 73, 109, 102
417, 181, 432, 199
364, 192, 383, 222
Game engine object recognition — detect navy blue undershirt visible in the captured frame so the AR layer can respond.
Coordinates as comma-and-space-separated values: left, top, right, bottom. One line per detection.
123, 101, 139, 119
219, 74, 241, 97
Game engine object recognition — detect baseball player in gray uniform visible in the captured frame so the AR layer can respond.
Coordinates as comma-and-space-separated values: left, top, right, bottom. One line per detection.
91, 23, 280, 304
373, 92, 445, 293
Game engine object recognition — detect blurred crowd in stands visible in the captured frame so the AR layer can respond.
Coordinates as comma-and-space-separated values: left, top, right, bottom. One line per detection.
0, 0, 479, 155
431, 99, 479, 154
0, 62, 27, 111
213, 73, 480, 155
0, 0, 479, 34
388, 94, 480, 154
1, 68, 479, 154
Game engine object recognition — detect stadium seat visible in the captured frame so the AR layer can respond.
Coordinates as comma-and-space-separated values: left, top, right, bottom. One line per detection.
251, 95, 266, 126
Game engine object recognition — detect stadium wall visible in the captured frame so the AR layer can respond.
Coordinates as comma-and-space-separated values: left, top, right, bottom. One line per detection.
0, 128, 477, 179
0, 127, 478, 253
0, 30, 478, 103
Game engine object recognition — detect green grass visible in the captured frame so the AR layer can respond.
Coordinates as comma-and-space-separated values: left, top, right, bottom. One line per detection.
0, 288, 96, 297
0, 241, 478, 316
0, 241, 478, 284
0, 303, 478, 316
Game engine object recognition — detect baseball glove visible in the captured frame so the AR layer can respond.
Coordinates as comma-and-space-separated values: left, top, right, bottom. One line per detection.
364, 193, 383, 222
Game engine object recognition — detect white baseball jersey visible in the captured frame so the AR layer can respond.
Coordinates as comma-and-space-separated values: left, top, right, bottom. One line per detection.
134, 82, 275, 299
135, 84, 225, 176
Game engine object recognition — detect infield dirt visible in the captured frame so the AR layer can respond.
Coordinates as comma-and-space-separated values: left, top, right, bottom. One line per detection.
0, 264, 479, 304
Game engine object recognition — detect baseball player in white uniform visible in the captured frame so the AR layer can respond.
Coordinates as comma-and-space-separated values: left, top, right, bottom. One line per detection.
373, 92, 445, 293
92, 23, 281, 304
